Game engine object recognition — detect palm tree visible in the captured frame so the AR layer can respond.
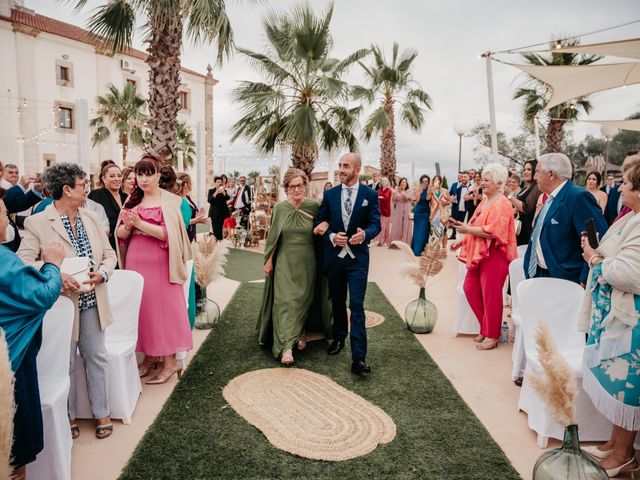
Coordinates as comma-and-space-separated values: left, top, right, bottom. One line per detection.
71, 0, 235, 164
90, 82, 147, 164
353, 43, 432, 182
514, 39, 601, 153
174, 121, 196, 170
230, 3, 368, 176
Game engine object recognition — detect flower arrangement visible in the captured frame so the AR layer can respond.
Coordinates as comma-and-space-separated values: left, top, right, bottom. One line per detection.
392, 239, 445, 289
192, 236, 229, 289
0, 331, 14, 480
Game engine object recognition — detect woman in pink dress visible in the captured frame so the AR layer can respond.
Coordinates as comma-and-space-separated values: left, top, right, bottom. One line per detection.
389, 177, 413, 248
116, 156, 193, 384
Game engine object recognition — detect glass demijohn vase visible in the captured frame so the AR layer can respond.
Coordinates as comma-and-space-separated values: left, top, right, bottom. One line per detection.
194, 288, 220, 330
404, 287, 438, 334
532, 425, 608, 480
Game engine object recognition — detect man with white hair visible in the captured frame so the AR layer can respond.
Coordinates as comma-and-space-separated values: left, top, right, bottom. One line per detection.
523, 153, 608, 284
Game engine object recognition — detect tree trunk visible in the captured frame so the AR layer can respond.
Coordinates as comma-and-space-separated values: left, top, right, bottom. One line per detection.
146, 12, 183, 165
545, 119, 564, 153
291, 146, 317, 177
379, 96, 396, 184
120, 131, 128, 165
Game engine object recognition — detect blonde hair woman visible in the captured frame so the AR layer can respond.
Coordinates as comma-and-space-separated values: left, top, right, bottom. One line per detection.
257, 168, 331, 365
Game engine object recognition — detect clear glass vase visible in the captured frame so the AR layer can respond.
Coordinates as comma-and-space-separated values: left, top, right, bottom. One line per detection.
404, 287, 438, 334
195, 288, 220, 330
532, 425, 608, 480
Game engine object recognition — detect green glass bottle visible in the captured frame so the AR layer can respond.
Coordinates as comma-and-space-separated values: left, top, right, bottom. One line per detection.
404, 287, 438, 334
532, 425, 608, 480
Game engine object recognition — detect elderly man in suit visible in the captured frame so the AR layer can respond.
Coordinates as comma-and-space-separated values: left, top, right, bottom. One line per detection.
524, 153, 608, 285
314, 153, 381, 375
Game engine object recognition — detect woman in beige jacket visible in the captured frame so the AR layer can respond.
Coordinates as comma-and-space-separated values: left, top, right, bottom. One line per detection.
116, 156, 192, 385
579, 159, 640, 478
18, 163, 117, 440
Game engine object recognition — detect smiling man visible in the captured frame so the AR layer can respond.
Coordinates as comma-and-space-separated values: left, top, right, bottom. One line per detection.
313, 153, 380, 375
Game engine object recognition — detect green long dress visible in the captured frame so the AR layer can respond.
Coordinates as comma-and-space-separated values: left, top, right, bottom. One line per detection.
257, 199, 332, 359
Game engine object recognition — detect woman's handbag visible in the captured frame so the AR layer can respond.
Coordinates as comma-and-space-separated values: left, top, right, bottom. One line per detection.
61, 256, 92, 293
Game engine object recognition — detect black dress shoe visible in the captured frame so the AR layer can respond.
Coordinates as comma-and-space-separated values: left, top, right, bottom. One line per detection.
328, 339, 344, 355
351, 360, 371, 375
514, 377, 523, 387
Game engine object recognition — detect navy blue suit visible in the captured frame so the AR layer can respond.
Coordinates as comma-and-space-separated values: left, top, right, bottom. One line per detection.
523, 181, 608, 284
4, 185, 41, 214
315, 184, 381, 362
602, 185, 621, 225
449, 182, 459, 216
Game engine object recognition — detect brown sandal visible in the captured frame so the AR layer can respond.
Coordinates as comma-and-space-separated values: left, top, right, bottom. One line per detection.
95, 423, 113, 439
70, 424, 80, 439
473, 334, 486, 343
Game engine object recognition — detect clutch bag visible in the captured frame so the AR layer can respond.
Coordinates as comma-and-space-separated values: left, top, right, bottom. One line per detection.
61, 256, 92, 293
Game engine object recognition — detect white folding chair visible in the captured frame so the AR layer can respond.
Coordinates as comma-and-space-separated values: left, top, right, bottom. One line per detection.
27, 297, 74, 480
517, 245, 528, 258
74, 270, 143, 424
509, 258, 526, 380
517, 278, 612, 448
453, 260, 480, 336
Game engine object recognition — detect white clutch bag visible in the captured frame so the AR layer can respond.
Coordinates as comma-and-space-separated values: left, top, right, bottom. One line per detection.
61, 256, 92, 293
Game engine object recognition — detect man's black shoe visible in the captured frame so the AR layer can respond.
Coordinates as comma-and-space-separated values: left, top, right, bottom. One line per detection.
351, 360, 371, 375
328, 339, 344, 355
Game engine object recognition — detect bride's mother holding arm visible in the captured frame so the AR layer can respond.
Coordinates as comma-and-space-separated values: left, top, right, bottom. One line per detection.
257, 168, 331, 365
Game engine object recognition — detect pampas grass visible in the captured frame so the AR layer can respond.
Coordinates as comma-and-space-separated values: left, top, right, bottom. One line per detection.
193, 238, 230, 288
528, 321, 577, 426
392, 239, 445, 288
0, 331, 15, 479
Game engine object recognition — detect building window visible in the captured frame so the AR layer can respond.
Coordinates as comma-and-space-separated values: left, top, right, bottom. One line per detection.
56, 60, 74, 87
179, 91, 189, 110
59, 107, 73, 129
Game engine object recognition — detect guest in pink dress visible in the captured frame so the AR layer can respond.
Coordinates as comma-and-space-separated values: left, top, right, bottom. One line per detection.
389, 177, 413, 248
116, 156, 193, 385
374, 176, 392, 246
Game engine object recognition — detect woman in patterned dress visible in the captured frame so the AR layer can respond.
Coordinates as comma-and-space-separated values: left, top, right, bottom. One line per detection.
578, 160, 640, 478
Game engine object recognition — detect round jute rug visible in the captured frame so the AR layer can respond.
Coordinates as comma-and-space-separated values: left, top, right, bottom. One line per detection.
222, 368, 396, 461
347, 309, 385, 329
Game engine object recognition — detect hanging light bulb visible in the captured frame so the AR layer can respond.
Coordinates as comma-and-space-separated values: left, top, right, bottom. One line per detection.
555, 42, 562, 50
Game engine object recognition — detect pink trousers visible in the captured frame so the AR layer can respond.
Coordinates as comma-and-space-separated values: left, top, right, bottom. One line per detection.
463, 248, 509, 339
375, 216, 391, 246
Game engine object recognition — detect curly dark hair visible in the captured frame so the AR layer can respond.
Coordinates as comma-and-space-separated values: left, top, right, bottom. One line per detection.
42, 163, 86, 200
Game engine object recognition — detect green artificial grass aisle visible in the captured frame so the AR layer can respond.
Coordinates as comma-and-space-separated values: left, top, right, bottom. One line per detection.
120, 281, 520, 480
223, 248, 264, 283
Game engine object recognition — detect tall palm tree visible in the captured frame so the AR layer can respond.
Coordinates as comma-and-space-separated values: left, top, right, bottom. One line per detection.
514, 39, 601, 153
230, 3, 368, 176
353, 43, 432, 181
71, 0, 235, 164
174, 121, 196, 170
90, 82, 147, 164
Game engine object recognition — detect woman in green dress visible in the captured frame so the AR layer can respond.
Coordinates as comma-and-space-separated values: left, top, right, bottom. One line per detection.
258, 168, 331, 365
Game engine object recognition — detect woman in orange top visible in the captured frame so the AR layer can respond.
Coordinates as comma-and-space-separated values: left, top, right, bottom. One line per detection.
450, 163, 517, 350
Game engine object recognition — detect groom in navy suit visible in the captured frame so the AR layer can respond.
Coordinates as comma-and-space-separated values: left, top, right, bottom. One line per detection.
524, 153, 608, 285
314, 153, 381, 375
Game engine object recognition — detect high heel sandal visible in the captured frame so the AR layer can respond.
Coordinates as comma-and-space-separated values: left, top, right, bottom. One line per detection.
297, 338, 307, 351
146, 364, 183, 384
604, 456, 639, 478
138, 357, 158, 378
582, 445, 613, 459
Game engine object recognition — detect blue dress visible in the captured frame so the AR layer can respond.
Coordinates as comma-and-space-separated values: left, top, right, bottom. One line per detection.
583, 262, 640, 429
411, 190, 431, 256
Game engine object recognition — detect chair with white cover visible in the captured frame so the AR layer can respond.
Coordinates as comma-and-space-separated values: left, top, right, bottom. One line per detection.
517, 278, 612, 448
27, 297, 74, 480
453, 260, 479, 335
74, 270, 143, 424
517, 244, 528, 258
509, 258, 526, 381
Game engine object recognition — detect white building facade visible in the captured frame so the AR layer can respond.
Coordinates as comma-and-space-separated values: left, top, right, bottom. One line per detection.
0, 0, 217, 187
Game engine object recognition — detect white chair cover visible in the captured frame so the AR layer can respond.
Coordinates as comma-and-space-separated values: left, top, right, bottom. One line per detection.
74, 270, 143, 424
517, 244, 528, 258
453, 260, 480, 335
509, 258, 526, 380
27, 297, 74, 480
517, 278, 612, 447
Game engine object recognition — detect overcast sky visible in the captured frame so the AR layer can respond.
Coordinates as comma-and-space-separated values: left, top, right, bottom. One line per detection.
27, 0, 640, 181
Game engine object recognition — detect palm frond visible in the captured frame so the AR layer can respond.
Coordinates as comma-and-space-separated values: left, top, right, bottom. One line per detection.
85, 0, 136, 54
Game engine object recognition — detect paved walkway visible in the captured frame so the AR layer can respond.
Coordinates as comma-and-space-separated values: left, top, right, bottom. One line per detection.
72, 244, 554, 480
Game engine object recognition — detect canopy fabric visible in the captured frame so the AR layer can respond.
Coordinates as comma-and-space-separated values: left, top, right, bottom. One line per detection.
553, 38, 640, 60
581, 119, 640, 133
508, 62, 640, 110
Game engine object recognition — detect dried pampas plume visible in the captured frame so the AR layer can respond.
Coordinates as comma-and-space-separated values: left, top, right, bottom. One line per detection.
392, 239, 445, 288
528, 321, 577, 426
0, 331, 15, 479
193, 239, 230, 288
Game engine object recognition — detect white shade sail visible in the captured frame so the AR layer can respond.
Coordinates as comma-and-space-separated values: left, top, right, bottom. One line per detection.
508, 61, 640, 110
581, 119, 640, 132
553, 38, 640, 60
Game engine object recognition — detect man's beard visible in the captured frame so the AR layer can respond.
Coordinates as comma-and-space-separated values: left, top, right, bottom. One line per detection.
341, 171, 355, 184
